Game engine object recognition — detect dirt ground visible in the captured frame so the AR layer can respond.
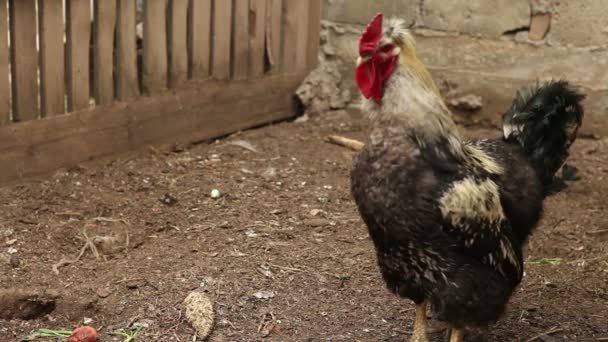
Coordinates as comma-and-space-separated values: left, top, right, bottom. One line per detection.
0, 110, 607, 342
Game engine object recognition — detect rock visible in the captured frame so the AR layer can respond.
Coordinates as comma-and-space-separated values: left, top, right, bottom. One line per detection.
295, 60, 352, 113
160, 193, 178, 206
184, 292, 214, 339
529, 13, 551, 41
0, 288, 59, 320
210, 189, 221, 199
252, 290, 276, 300
448, 94, 483, 111
95, 287, 113, 299
294, 114, 310, 123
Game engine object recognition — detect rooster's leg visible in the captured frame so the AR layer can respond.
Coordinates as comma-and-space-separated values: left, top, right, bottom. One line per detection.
410, 303, 429, 342
448, 328, 464, 342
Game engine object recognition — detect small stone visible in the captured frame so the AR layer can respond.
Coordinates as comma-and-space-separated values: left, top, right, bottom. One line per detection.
184, 292, 214, 339
160, 193, 178, 206
96, 287, 113, 298
448, 94, 483, 111
210, 189, 221, 199
133, 318, 154, 329
252, 290, 276, 300
83, 317, 94, 325
294, 114, 309, 123
310, 209, 325, 217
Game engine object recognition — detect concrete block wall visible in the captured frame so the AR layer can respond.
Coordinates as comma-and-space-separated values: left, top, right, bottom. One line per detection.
320, 0, 608, 136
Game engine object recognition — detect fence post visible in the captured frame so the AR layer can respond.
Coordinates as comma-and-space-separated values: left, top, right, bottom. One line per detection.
249, 0, 267, 78
143, 0, 168, 94
0, 0, 9, 124
94, 0, 117, 105
9, 0, 38, 121
168, 0, 189, 88
307, 0, 321, 70
39, 0, 66, 117
212, 0, 233, 80
116, 0, 140, 101
188, 0, 211, 79
66, 0, 91, 112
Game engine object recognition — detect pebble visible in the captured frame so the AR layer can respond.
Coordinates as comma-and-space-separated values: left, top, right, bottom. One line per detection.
95, 287, 113, 299
210, 189, 221, 199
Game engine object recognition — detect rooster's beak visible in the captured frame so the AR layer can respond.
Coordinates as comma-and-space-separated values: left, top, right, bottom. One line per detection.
356, 55, 371, 66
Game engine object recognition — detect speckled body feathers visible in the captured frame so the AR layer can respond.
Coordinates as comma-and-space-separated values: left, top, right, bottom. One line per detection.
351, 76, 584, 328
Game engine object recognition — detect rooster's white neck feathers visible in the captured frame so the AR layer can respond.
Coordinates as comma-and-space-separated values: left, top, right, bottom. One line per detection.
362, 67, 465, 159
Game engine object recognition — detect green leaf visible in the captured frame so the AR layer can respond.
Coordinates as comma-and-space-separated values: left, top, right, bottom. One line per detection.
528, 257, 562, 265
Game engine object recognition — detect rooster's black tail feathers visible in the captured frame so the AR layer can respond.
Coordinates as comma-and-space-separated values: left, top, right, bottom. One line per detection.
502, 80, 585, 191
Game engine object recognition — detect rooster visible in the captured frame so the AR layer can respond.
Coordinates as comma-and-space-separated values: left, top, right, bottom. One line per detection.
350, 13, 585, 342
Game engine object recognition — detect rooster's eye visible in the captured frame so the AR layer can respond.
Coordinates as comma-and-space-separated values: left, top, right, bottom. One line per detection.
379, 44, 395, 53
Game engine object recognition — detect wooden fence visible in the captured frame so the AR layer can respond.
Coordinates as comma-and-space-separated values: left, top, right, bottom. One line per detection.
0, 0, 321, 183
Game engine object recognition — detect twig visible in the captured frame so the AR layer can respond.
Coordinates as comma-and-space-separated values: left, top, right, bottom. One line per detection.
52, 233, 101, 275
524, 326, 564, 342
326, 135, 364, 151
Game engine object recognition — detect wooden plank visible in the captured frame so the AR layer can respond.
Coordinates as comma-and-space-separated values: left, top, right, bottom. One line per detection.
0, 0, 9, 124
143, 0, 168, 93
212, 0, 232, 80
94, 0, 117, 105
9, 0, 38, 121
168, 0, 189, 88
66, 0, 91, 112
116, 0, 139, 101
39, 0, 66, 117
188, 0, 211, 79
0, 73, 305, 183
232, 0, 249, 80
266, 0, 282, 74
249, 0, 266, 77
281, 0, 298, 73
293, 1, 309, 71
306, 0, 321, 70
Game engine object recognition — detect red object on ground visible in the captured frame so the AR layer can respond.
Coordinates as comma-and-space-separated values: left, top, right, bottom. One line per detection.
67, 326, 97, 342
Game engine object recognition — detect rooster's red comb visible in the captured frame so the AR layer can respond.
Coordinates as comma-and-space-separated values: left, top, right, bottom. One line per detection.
359, 13, 383, 56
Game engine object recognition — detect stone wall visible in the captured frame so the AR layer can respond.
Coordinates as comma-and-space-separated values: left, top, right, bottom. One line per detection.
317, 0, 608, 136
